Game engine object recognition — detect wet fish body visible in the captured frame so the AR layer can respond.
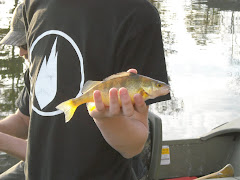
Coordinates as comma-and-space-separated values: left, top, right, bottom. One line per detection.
56, 72, 170, 122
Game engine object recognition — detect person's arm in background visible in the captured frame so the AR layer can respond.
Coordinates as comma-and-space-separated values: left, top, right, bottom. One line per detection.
0, 2, 30, 162
0, 109, 29, 161
0, 109, 29, 139
0, 83, 30, 161
0, 134, 27, 161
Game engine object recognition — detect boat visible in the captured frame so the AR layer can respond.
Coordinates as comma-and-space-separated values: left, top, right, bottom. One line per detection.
0, 153, 19, 174
132, 112, 240, 180
0, 111, 239, 179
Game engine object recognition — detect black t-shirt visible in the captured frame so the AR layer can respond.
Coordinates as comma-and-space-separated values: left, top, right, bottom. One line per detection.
22, 0, 170, 179
16, 69, 30, 116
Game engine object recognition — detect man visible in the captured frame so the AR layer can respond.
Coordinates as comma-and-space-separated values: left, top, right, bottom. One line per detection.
22, 0, 171, 179
0, 3, 29, 180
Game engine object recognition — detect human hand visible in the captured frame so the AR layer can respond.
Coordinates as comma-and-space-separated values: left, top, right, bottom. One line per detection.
87, 68, 148, 122
88, 87, 148, 122
87, 69, 149, 158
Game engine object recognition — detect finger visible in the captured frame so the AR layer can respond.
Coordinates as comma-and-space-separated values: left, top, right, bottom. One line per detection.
119, 88, 134, 117
93, 90, 105, 112
109, 88, 120, 115
127, 68, 137, 74
134, 93, 148, 113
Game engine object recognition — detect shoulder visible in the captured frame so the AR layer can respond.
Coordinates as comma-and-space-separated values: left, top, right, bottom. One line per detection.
127, 0, 160, 24
134, 0, 160, 23
114, 0, 160, 23
115, 0, 161, 38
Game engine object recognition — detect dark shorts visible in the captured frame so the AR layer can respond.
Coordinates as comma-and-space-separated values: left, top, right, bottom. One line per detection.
0, 161, 25, 180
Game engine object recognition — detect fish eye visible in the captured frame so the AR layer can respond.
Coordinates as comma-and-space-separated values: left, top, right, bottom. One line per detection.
157, 84, 162, 87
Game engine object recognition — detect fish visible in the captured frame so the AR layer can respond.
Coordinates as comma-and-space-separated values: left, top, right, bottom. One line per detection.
56, 72, 170, 122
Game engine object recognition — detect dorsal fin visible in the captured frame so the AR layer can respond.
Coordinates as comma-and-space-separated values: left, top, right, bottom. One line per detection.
82, 80, 102, 93
103, 72, 136, 81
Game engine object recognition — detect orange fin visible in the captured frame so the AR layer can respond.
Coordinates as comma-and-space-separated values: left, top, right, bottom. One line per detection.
86, 102, 96, 112
138, 88, 149, 99
56, 99, 78, 123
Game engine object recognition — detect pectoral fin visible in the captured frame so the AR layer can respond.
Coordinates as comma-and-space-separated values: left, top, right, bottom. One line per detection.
138, 88, 150, 99
86, 102, 96, 112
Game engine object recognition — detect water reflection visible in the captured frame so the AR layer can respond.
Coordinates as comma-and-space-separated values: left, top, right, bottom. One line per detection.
0, 0, 25, 116
201, 0, 240, 11
186, 4, 221, 46
154, 0, 178, 56
151, 0, 240, 140
0, 45, 25, 116
0, 0, 239, 140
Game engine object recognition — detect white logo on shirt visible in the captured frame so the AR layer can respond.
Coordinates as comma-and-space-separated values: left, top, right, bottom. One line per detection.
35, 38, 58, 109
29, 30, 85, 117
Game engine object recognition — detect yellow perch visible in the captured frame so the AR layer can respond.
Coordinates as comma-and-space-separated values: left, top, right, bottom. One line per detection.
56, 72, 170, 122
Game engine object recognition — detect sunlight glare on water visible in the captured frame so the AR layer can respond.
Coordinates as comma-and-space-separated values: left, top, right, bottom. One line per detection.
150, 0, 240, 140
0, 1, 15, 28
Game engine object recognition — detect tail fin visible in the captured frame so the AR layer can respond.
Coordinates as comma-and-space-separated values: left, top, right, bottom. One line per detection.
56, 99, 78, 123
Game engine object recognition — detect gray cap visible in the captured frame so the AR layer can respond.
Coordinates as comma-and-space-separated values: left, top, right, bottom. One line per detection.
0, 3, 26, 46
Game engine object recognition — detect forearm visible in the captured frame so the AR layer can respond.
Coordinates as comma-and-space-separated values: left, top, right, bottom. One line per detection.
0, 109, 29, 139
94, 116, 149, 158
0, 132, 27, 161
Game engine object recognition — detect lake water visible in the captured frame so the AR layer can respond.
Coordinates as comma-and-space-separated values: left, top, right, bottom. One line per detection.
0, 0, 239, 140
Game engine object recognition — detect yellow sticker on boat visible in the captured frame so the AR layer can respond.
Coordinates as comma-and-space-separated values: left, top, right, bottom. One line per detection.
161, 145, 170, 165
162, 147, 170, 154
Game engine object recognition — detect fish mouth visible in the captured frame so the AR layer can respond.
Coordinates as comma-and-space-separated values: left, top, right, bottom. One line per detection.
166, 85, 171, 92
151, 86, 170, 98
162, 85, 171, 95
